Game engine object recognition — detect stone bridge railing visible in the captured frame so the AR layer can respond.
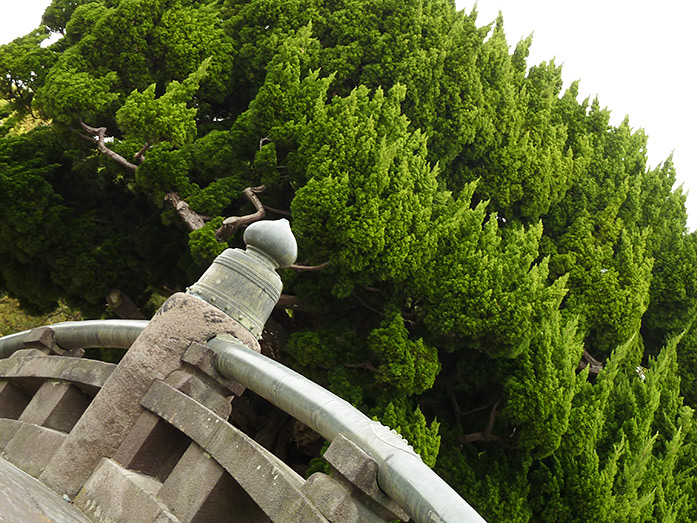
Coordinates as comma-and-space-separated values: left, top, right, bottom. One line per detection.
0, 220, 485, 523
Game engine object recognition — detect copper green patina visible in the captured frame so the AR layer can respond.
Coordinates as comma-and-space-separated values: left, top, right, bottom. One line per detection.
187, 219, 297, 338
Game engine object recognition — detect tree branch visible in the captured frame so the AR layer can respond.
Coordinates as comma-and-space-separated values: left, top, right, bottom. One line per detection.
577, 348, 604, 375
215, 185, 267, 241
460, 400, 504, 445
461, 401, 493, 417
448, 387, 461, 426
262, 204, 292, 218
287, 261, 331, 271
343, 361, 381, 374
352, 293, 384, 317
40, 303, 81, 324
133, 140, 152, 164
79, 120, 138, 172
485, 400, 500, 434
164, 192, 206, 231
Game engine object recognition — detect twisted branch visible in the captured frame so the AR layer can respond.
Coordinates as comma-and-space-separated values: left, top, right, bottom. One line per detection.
79, 120, 138, 172
343, 361, 381, 374
215, 185, 266, 241
164, 192, 206, 231
133, 140, 152, 164
76, 123, 280, 243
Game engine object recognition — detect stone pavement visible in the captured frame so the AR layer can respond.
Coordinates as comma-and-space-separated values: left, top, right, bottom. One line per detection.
0, 457, 92, 523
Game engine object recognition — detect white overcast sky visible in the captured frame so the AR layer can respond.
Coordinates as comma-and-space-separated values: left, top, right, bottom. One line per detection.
458, 1, 696, 230
2, 0, 696, 229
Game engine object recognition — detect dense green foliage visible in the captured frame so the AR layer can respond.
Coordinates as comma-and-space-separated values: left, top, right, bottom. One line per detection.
2, 1, 697, 520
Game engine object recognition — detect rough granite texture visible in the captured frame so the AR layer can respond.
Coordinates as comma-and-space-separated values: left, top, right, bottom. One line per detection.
0, 354, 115, 396
158, 441, 269, 522
74, 458, 178, 523
39, 293, 259, 497
0, 457, 92, 523
19, 381, 91, 432
141, 379, 328, 522
3, 422, 67, 478
0, 380, 30, 419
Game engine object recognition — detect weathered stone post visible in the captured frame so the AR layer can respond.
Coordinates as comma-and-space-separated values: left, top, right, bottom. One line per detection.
39, 219, 297, 498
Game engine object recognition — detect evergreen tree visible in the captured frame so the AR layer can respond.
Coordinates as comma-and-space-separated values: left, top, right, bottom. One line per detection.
2, 1, 696, 520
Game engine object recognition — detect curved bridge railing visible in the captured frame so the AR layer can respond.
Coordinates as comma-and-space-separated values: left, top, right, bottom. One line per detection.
0, 220, 485, 523
0, 320, 484, 522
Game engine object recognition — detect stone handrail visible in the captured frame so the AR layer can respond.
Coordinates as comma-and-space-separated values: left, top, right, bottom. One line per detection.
0, 319, 148, 358
210, 334, 485, 523
0, 220, 485, 522
0, 319, 485, 522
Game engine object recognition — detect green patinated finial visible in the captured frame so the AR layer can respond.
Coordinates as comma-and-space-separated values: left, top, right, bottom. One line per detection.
187, 219, 297, 338
244, 218, 297, 269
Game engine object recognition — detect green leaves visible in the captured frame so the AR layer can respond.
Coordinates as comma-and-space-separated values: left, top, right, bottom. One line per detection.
527, 336, 696, 523
412, 191, 567, 358
0, 129, 68, 265
503, 314, 583, 457
116, 59, 210, 147
188, 217, 226, 263
368, 312, 439, 395
291, 83, 439, 296
0, 29, 56, 116
35, 53, 119, 125
42, 0, 94, 33
378, 399, 441, 467
2, 2, 697, 521
0, 126, 186, 311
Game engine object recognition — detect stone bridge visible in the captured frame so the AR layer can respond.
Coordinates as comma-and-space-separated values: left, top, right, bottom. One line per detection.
0, 220, 485, 523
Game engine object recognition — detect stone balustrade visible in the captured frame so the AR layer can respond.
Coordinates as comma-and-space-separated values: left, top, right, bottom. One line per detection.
0, 220, 483, 523
0, 323, 409, 523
